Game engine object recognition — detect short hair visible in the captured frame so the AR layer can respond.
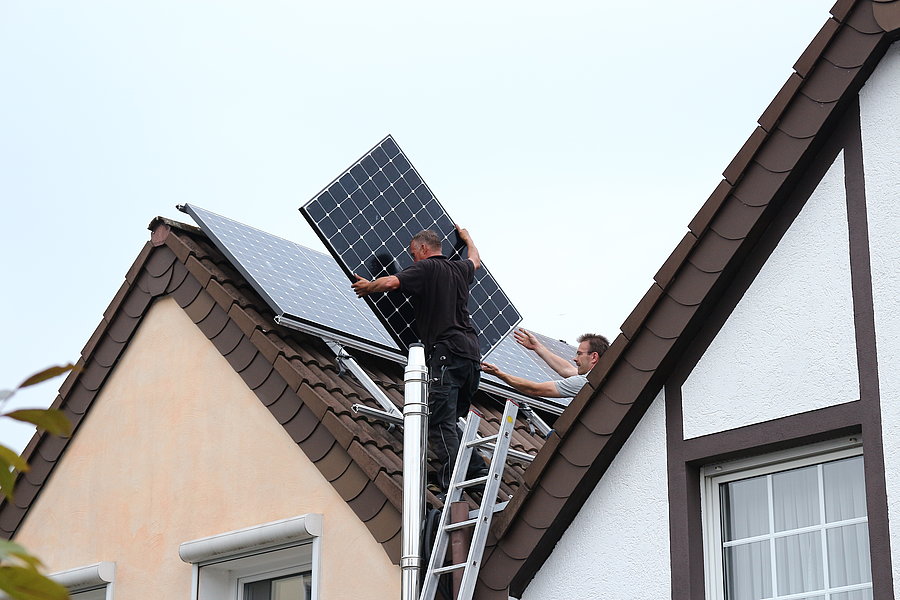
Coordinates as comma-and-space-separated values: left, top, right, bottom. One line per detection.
410, 229, 443, 252
577, 333, 610, 356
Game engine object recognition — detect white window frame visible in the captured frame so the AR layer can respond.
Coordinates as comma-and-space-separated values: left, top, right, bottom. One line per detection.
701, 436, 871, 600
50, 561, 116, 600
179, 514, 322, 600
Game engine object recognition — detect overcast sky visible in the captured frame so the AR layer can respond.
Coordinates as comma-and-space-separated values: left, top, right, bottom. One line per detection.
0, 0, 835, 452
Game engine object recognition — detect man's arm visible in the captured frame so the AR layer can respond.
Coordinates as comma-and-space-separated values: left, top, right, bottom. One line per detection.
352, 274, 400, 297
514, 328, 576, 377
480, 362, 561, 398
456, 224, 480, 270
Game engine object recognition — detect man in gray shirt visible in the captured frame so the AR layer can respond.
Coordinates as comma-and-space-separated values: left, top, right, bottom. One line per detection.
481, 330, 609, 404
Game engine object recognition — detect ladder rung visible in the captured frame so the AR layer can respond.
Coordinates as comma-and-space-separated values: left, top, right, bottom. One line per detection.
467, 433, 499, 448
433, 562, 467, 575
468, 500, 508, 519
454, 475, 488, 489
444, 517, 477, 532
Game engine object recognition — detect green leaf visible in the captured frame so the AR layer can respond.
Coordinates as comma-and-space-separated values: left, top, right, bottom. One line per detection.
3, 410, 72, 437
0, 464, 17, 502
0, 540, 31, 563
0, 565, 69, 600
17, 365, 77, 390
0, 446, 29, 474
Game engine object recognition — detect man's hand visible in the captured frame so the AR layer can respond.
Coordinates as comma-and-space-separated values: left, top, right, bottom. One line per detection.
480, 362, 502, 377
514, 328, 542, 352
351, 273, 400, 297
352, 274, 373, 298
455, 224, 481, 270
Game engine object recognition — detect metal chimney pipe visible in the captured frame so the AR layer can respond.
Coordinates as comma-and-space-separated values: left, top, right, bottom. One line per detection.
401, 343, 428, 600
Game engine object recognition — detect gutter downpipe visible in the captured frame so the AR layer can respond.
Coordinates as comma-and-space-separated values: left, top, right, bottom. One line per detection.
401, 343, 428, 600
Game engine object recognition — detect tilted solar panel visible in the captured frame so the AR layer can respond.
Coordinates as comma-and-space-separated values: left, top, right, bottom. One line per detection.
180, 203, 398, 353
300, 135, 521, 357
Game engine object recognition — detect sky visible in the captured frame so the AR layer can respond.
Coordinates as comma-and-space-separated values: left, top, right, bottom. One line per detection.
0, 0, 835, 452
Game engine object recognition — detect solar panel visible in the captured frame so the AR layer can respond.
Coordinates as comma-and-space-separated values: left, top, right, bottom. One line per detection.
532, 331, 579, 374
481, 330, 578, 399
300, 135, 521, 357
180, 203, 398, 353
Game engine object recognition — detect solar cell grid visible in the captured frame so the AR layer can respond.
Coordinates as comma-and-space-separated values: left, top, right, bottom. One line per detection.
300, 135, 521, 356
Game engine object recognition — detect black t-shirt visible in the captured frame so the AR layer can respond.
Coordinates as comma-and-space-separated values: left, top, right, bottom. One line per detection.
395, 255, 481, 361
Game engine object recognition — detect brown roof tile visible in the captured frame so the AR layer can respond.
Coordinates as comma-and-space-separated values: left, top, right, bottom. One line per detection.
755, 129, 816, 173
348, 481, 388, 522
281, 402, 320, 442
300, 423, 338, 463
210, 319, 243, 355
795, 19, 842, 76
267, 386, 303, 425
239, 353, 274, 390
723, 127, 768, 185
331, 461, 370, 502
688, 180, 733, 235
873, 1, 900, 30
224, 336, 259, 372
759, 74, 804, 132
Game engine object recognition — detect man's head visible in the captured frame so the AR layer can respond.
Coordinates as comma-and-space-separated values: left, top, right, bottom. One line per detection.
573, 333, 610, 375
409, 230, 443, 262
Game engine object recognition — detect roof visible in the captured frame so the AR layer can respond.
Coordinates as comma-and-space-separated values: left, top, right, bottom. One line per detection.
476, 0, 900, 596
0, 217, 546, 565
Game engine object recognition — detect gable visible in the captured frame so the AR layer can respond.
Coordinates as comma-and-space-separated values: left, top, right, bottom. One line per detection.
477, 3, 900, 598
12, 297, 399, 599
681, 149, 859, 438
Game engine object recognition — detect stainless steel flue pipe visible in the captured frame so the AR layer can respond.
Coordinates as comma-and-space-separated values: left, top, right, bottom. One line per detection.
401, 343, 428, 600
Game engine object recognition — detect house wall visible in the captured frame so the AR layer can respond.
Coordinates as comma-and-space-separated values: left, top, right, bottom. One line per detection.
521, 391, 670, 600
860, 40, 900, 598
13, 297, 399, 599
680, 151, 859, 439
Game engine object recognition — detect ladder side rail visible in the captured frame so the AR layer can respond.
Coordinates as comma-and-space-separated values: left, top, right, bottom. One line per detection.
455, 401, 519, 600
419, 411, 483, 600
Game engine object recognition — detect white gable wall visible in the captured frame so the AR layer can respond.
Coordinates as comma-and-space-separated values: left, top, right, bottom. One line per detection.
860, 40, 900, 599
521, 391, 670, 600
681, 153, 859, 439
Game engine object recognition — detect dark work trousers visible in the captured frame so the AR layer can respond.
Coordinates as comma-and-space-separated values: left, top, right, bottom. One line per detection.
428, 344, 487, 491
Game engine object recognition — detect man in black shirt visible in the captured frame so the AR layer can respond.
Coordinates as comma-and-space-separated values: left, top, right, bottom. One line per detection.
351, 226, 484, 492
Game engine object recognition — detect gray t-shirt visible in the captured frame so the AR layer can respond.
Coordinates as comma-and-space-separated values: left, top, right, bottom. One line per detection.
555, 373, 588, 399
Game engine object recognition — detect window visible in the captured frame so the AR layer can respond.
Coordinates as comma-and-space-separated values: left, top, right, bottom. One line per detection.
50, 561, 115, 600
702, 439, 872, 600
179, 514, 322, 600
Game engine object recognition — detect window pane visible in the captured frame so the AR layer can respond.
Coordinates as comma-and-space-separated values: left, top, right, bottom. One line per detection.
830, 588, 873, 600
827, 523, 872, 587
773, 465, 820, 532
244, 574, 309, 600
273, 574, 308, 600
774, 532, 823, 595
724, 541, 771, 600
722, 476, 769, 541
824, 456, 867, 522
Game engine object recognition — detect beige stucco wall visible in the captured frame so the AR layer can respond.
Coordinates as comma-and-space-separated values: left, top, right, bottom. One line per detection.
14, 297, 399, 599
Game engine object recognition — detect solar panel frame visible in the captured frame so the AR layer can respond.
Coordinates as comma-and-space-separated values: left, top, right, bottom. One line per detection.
300, 135, 521, 357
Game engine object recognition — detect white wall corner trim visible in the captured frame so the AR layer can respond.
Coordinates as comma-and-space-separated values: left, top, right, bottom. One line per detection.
179, 514, 324, 565
50, 561, 116, 591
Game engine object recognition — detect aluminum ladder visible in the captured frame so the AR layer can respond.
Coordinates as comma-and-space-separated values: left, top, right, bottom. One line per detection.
419, 399, 519, 600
